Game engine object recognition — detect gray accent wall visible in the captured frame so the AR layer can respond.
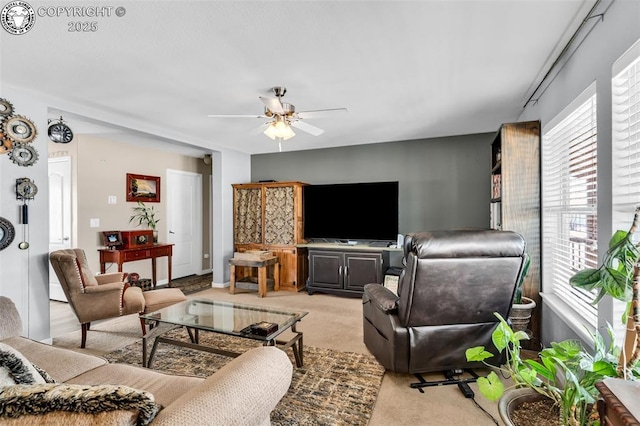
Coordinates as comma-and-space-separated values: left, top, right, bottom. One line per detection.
251, 132, 494, 236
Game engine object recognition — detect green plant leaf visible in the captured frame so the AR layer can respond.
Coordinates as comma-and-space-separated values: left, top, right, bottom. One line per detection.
548, 340, 582, 359
591, 360, 617, 376
523, 359, 554, 381
128, 201, 159, 230
609, 230, 630, 249
476, 371, 504, 401
601, 267, 631, 301
515, 365, 538, 386
513, 330, 530, 342
569, 268, 601, 290
465, 347, 494, 362
539, 355, 558, 382
491, 319, 512, 352
514, 254, 531, 304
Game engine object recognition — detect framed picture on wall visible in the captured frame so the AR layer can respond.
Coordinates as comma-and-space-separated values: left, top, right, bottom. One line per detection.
126, 173, 160, 202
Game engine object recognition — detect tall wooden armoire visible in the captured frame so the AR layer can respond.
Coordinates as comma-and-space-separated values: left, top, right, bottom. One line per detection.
232, 181, 307, 292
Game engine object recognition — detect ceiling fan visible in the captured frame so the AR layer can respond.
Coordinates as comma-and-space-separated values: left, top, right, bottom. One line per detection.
207, 86, 347, 142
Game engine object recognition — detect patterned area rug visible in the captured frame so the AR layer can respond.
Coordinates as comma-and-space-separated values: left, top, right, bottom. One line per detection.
162, 273, 212, 295
104, 327, 385, 425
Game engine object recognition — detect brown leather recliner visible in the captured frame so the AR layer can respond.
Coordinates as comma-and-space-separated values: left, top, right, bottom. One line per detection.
362, 230, 527, 374
50, 248, 187, 348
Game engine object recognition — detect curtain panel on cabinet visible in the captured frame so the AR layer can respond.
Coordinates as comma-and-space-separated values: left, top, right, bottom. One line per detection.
234, 188, 262, 244
264, 186, 295, 245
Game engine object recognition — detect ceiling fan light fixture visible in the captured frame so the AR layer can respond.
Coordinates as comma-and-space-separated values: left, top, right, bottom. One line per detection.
282, 127, 295, 140
264, 119, 295, 141
209, 87, 345, 145
264, 122, 277, 140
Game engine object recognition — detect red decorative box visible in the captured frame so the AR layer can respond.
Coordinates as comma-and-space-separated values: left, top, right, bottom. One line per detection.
121, 230, 154, 249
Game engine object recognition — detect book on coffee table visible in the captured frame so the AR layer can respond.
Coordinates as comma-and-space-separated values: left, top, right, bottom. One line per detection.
243, 321, 278, 336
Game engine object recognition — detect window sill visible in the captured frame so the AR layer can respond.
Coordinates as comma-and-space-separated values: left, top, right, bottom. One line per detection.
540, 292, 596, 350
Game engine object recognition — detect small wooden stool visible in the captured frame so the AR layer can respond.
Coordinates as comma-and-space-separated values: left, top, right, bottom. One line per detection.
229, 256, 280, 297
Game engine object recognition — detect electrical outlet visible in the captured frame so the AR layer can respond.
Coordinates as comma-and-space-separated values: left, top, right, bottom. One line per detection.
90, 218, 100, 228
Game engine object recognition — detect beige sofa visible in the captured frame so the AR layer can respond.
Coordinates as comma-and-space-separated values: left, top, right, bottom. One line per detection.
0, 297, 293, 425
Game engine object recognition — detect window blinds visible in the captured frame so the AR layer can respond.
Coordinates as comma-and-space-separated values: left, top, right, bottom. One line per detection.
612, 44, 640, 232
542, 87, 598, 327
611, 40, 640, 340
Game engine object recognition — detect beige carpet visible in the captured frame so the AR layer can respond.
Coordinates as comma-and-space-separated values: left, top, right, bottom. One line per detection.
52, 286, 502, 425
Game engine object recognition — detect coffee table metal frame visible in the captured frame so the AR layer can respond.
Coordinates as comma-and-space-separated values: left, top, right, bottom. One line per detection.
140, 298, 308, 368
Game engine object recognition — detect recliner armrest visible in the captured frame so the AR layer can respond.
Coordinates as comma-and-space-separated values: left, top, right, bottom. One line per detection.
363, 284, 399, 314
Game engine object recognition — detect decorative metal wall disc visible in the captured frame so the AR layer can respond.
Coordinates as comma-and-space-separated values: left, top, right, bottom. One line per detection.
9, 143, 39, 166
0, 135, 12, 154
0, 99, 14, 117
0, 217, 15, 251
3, 115, 37, 143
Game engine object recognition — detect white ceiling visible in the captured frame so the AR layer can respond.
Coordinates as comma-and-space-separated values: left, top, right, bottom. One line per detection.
1, 0, 595, 156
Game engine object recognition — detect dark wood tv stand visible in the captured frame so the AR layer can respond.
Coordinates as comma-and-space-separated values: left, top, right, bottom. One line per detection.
300, 243, 401, 297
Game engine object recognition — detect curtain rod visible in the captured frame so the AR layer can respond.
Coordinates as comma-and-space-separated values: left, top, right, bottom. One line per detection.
523, 0, 611, 109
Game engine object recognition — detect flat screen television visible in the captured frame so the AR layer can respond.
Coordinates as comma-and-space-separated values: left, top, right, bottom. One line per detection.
303, 181, 399, 242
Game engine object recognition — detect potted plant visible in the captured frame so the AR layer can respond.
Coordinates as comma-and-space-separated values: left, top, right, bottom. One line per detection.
466, 313, 619, 425
570, 206, 640, 375
509, 254, 535, 333
129, 201, 160, 242
467, 207, 640, 425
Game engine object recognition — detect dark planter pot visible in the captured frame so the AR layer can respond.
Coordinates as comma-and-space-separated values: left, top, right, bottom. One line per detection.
498, 388, 549, 426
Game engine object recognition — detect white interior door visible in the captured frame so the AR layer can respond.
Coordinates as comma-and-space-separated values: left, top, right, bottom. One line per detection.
48, 157, 72, 301
167, 169, 202, 279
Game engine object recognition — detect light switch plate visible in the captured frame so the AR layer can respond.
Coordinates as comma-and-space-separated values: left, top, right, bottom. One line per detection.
90, 218, 100, 228
108, 196, 117, 204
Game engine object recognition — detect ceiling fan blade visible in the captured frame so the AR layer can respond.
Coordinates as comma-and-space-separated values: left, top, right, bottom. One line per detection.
207, 114, 267, 118
251, 122, 270, 135
297, 108, 348, 119
259, 96, 284, 114
291, 120, 325, 136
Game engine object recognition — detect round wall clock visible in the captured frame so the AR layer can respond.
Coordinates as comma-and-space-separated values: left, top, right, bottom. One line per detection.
0, 217, 16, 251
16, 179, 38, 200
48, 117, 73, 143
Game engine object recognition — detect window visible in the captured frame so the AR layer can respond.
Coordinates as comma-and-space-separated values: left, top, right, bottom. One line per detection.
613, 40, 640, 231
542, 84, 598, 327
612, 39, 640, 338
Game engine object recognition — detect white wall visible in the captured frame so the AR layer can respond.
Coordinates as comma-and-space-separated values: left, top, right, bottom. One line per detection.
74, 135, 201, 281
0, 88, 50, 340
518, 0, 640, 346
211, 149, 250, 285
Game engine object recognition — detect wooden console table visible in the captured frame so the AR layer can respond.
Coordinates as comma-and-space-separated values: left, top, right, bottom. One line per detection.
98, 244, 173, 287
596, 378, 640, 425
229, 256, 279, 297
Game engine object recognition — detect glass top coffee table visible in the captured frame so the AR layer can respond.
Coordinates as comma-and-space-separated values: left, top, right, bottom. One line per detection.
140, 298, 308, 368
